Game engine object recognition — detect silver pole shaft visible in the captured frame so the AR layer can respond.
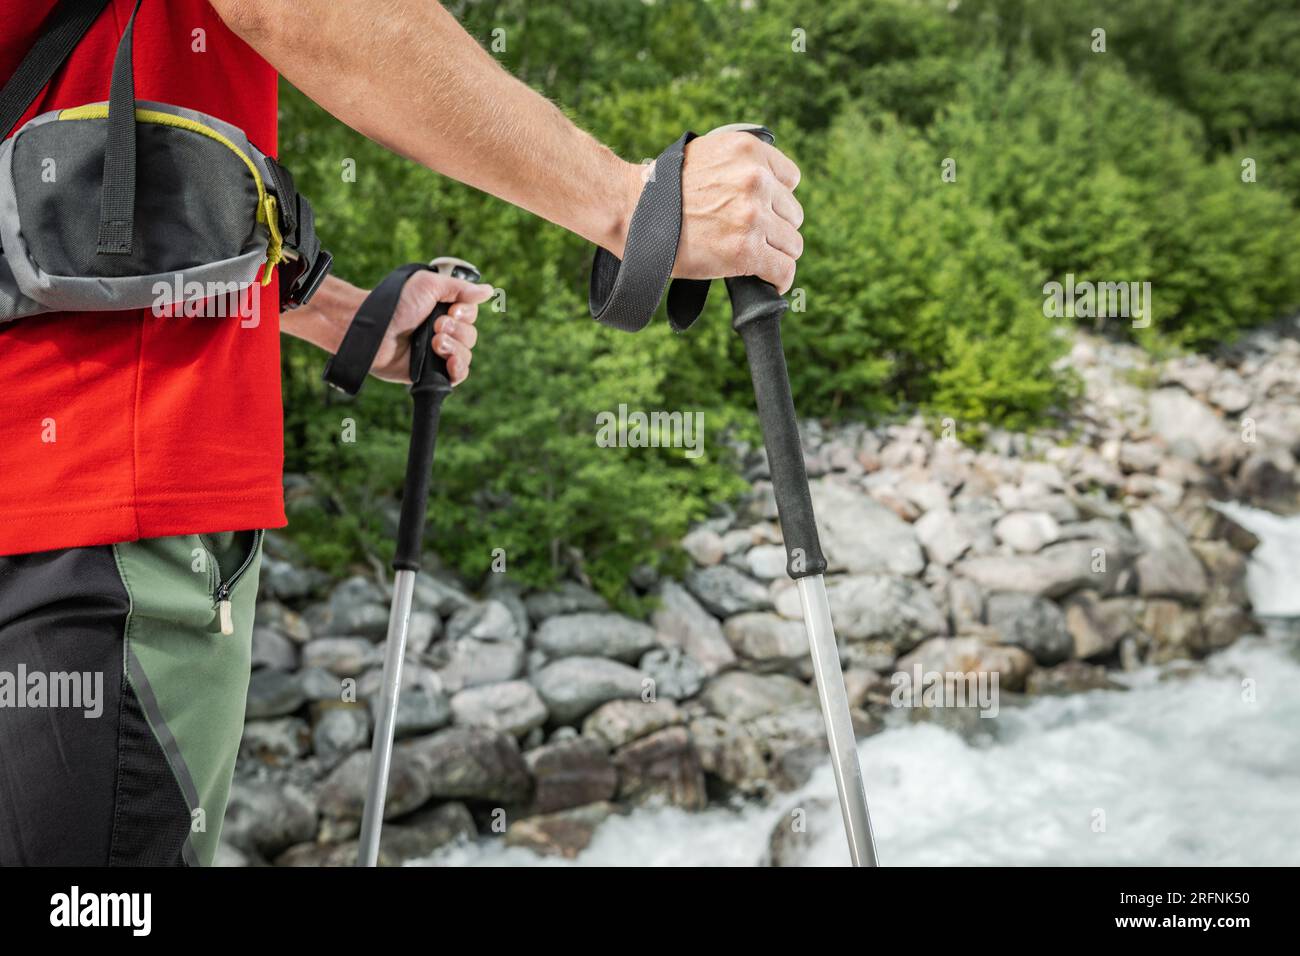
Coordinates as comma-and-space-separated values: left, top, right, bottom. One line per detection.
356, 568, 417, 867
796, 573, 879, 866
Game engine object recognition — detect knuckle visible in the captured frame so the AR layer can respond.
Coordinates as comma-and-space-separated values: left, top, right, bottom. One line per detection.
730, 232, 752, 266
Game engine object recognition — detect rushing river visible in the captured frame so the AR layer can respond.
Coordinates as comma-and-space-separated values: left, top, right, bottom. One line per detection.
420, 506, 1300, 867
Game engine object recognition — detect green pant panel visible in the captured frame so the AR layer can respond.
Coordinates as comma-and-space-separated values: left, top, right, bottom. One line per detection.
112, 530, 263, 866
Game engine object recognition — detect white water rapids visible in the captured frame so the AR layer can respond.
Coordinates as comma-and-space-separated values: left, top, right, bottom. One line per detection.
419, 506, 1300, 866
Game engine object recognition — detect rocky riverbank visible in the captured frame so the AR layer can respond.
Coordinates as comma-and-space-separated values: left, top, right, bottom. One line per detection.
218, 319, 1300, 866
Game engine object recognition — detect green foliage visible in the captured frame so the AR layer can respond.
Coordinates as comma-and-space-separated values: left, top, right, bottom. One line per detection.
278, 0, 1300, 598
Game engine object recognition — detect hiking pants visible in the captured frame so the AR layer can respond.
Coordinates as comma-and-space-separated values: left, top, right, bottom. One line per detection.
0, 531, 263, 866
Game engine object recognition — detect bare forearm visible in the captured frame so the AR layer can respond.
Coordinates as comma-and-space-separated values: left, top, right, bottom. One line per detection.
214, 0, 640, 254
280, 274, 365, 354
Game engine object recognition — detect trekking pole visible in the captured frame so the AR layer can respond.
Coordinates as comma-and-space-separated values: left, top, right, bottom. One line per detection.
588, 123, 878, 865
321, 256, 482, 867
724, 124, 877, 866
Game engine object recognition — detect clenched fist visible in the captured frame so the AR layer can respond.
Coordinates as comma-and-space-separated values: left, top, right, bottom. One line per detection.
616, 129, 804, 294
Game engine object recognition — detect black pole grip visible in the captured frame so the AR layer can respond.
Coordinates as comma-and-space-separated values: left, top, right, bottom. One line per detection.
728, 276, 827, 579
408, 302, 454, 398
393, 302, 455, 571
393, 387, 447, 572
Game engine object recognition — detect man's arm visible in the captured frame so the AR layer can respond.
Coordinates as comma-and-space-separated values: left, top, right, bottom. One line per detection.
210, 0, 804, 292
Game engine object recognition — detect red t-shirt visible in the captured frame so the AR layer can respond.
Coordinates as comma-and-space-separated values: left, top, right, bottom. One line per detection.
0, 0, 287, 556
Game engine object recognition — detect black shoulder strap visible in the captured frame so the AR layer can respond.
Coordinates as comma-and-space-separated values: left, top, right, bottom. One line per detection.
95, 0, 143, 256
0, 0, 113, 140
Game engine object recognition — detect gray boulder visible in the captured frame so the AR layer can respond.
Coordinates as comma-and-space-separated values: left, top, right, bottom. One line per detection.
681, 527, 726, 566
993, 511, 1061, 553
723, 612, 810, 672
301, 637, 382, 677
947, 576, 985, 633
384, 688, 453, 740
810, 479, 925, 575
1148, 387, 1233, 463
222, 780, 317, 857
297, 666, 346, 702
311, 705, 371, 763
524, 582, 608, 621
1064, 592, 1140, 660
446, 599, 522, 642
504, 801, 616, 859
484, 582, 532, 642
895, 637, 1035, 692
582, 698, 685, 749
955, 540, 1117, 598
278, 802, 476, 867
613, 726, 707, 810
745, 544, 789, 580
533, 612, 658, 663
684, 565, 772, 618
258, 557, 320, 602
428, 636, 526, 692
523, 737, 618, 814
238, 717, 310, 766
638, 646, 707, 700
690, 717, 768, 795
532, 656, 647, 725
304, 575, 391, 638
701, 671, 815, 722
319, 726, 532, 822
449, 680, 548, 737
913, 509, 976, 566
985, 592, 1073, 665
255, 600, 312, 643
412, 572, 474, 617
1142, 599, 1205, 663
405, 611, 441, 657
1129, 505, 1209, 600
251, 626, 298, 671
245, 668, 306, 719
766, 797, 836, 867
824, 574, 947, 650
1235, 448, 1299, 509
651, 581, 737, 676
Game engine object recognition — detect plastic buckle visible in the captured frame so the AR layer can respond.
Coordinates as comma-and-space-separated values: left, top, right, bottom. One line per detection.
283, 248, 333, 310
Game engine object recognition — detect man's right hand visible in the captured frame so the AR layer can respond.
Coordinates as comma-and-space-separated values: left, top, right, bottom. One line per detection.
669, 130, 805, 294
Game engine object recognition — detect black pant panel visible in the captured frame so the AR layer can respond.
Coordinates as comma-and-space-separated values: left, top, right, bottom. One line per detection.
0, 545, 188, 866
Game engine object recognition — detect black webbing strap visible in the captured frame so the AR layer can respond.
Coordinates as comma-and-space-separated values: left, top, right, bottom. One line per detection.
588, 130, 723, 335
322, 263, 430, 397
591, 131, 710, 333
0, 0, 112, 139
263, 155, 331, 309
96, 0, 144, 256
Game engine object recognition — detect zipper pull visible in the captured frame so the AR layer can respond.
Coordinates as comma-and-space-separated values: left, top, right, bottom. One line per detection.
217, 585, 234, 636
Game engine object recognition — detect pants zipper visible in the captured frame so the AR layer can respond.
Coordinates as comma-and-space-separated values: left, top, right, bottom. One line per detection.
213, 530, 265, 636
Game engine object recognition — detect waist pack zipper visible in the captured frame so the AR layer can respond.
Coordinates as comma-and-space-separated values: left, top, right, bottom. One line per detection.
57, 106, 287, 282
213, 529, 265, 636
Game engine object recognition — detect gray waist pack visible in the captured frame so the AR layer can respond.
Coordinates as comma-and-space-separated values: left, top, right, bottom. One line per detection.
0, 0, 331, 324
